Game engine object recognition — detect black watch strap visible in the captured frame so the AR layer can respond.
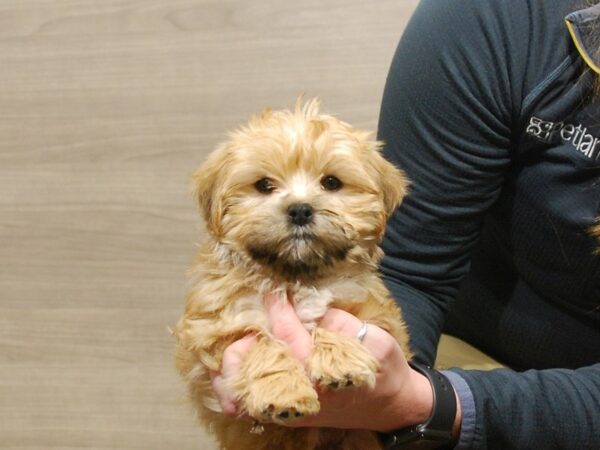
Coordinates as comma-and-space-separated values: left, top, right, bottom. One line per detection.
379, 362, 457, 449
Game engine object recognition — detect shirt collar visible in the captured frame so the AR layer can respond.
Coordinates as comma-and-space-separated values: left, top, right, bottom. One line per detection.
565, 3, 600, 74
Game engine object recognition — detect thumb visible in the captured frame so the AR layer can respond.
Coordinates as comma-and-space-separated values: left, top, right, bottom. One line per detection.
264, 291, 312, 364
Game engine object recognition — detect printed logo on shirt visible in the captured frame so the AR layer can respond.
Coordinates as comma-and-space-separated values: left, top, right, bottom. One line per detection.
526, 116, 600, 160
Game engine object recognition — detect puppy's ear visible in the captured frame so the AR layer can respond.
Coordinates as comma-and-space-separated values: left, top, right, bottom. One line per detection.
191, 144, 231, 237
368, 141, 410, 217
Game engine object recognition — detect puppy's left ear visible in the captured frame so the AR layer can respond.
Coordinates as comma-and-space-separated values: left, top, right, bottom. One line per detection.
368, 142, 410, 217
191, 143, 231, 237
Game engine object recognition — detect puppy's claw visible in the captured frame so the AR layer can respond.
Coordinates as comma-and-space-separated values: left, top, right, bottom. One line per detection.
259, 405, 313, 423
309, 328, 379, 391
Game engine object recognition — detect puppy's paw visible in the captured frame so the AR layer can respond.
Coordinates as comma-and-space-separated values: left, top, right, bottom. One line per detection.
229, 337, 320, 424
244, 372, 320, 424
309, 327, 378, 391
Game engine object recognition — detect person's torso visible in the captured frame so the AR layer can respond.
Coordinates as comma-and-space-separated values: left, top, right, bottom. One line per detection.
450, 0, 600, 370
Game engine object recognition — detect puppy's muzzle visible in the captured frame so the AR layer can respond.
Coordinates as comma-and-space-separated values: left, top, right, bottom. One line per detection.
287, 203, 314, 226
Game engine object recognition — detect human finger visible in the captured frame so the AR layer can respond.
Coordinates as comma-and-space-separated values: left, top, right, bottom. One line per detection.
210, 370, 238, 416
264, 291, 312, 364
211, 334, 257, 416
319, 308, 398, 362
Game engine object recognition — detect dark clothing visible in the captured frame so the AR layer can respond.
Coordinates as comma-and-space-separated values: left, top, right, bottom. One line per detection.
378, 0, 600, 448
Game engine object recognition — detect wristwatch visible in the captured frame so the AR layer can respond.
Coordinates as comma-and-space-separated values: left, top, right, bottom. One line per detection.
379, 362, 457, 449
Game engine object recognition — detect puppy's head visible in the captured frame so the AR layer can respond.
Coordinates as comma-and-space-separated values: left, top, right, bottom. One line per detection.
193, 98, 408, 280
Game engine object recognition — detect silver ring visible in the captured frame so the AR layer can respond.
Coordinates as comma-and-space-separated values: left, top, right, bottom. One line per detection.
356, 321, 368, 343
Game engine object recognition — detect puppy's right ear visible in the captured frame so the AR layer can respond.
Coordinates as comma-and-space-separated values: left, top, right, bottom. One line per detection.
191, 144, 230, 237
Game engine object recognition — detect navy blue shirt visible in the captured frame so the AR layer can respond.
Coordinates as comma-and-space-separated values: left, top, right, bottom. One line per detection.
378, 0, 600, 448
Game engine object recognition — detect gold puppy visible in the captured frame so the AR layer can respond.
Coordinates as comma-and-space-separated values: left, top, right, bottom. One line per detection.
175, 98, 412, 450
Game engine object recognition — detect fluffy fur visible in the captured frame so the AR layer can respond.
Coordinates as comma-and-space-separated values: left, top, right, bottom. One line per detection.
174, 98, 412, 450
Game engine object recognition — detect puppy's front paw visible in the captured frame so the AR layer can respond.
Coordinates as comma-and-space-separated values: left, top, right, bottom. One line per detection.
309, 327, 378, 391
245, 371, 320, 424
228, 337, 320, 424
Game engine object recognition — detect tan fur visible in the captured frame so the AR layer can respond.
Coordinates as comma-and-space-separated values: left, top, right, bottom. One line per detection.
225, 337, 320, 422
175, 98, 411, 450
309, 328, 379, 390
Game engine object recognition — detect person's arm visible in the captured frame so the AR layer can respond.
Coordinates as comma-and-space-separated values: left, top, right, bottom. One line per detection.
377, 0, 517, 365
448, 365, 600, 449
378, 1, 600, 448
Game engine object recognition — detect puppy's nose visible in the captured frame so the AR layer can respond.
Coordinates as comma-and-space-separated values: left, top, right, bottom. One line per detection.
287, 203, 314, 226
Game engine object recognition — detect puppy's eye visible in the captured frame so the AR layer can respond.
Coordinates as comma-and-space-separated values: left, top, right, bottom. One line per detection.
321, 175, 343, 191
254, 177, 276, 194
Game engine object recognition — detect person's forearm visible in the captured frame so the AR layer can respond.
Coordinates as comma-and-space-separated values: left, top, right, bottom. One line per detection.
449, 364, 600, 449
444, 371, 473, 449
452, 388, 462, 442
379, 367, 435, 432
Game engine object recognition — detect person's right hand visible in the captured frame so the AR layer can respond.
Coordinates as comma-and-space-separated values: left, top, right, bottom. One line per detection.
211, 292, 461, 436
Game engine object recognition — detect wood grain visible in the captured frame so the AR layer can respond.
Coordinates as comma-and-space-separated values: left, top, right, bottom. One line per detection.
0, 1, 418, 448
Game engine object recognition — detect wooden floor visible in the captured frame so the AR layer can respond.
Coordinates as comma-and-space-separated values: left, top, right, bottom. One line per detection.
0, 1, 419, 449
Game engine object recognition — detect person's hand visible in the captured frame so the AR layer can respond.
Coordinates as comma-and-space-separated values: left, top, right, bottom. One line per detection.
210, 333, 258, 417
261, 292, 435, 432
211, 292, 461, 435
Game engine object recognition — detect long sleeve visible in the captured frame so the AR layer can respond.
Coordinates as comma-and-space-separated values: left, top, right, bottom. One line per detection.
377, 0, 600, 448
448, 364, 600, 449
378, 0, 516, 364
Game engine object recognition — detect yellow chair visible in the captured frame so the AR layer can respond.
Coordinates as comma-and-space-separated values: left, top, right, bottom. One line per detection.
435, 335, 505, 371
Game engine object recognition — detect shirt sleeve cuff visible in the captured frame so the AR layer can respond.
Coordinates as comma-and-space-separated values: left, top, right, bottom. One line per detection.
442, 370, 476, 450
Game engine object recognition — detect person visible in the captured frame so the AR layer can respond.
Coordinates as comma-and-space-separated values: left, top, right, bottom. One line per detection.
211, 0, 600, 448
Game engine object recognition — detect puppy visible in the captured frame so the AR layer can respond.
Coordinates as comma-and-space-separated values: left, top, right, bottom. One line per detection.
174, 98, 412, 450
